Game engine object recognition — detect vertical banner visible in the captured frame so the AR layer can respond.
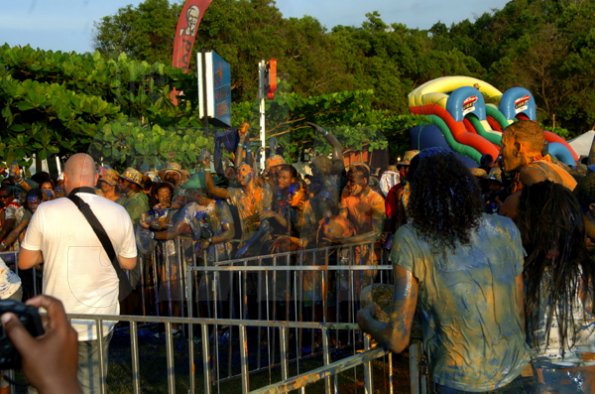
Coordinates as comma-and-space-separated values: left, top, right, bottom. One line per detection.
198, 51, 232, 127
172, 0, 212, 71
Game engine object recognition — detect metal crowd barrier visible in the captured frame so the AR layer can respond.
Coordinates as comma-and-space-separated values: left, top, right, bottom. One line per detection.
2, 242, 428, 393
53, 313, 396, 394
133, 238, 393, 316
153, 240, 395, 390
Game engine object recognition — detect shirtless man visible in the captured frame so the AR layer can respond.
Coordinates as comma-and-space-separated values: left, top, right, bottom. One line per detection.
500, 120, 576, 218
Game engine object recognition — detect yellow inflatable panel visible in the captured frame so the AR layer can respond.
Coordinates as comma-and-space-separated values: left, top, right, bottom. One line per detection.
408, 76, 502, 107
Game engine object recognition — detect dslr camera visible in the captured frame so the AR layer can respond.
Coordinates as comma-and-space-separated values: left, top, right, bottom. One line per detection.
0, 299, 44, 369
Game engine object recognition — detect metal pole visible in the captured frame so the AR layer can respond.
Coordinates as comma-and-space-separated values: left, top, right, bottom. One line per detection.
258, 59, 266, 172
200, 49, 210, 134
130, 322, 141, 394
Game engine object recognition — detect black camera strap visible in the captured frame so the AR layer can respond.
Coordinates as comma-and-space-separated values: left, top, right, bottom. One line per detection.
67, 188, 132, 301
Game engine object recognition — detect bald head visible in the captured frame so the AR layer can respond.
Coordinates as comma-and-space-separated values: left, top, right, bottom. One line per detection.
63, 153, 98, 193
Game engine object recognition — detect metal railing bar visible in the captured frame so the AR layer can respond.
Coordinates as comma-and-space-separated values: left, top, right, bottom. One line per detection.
249, 348, 388, 393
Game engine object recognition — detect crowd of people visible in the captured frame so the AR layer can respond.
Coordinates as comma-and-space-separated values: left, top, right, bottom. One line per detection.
1, 120, 595, 392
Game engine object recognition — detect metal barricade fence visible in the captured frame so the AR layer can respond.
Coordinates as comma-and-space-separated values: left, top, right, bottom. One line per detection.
185, 241, 393, 317
2, 242, 426, 393
180, 241, 402, 390
52, 313, 396, 394
136, 237, 191, 317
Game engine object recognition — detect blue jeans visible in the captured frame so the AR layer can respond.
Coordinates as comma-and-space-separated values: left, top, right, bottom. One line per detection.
78, 332, 112, 394
532, 358, 595, 393
434, 375, 535, 393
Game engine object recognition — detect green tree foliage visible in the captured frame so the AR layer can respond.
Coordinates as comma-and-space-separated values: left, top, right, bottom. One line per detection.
0, 44, 207, 168
92, 1, 487, 113
88, 120, 211, 171
234, 88, 423, 162
449, 0, 595, 134
94, 0, 182, 64
3, 0, 594, 169
91, 0, 595, 135
197, 0, 285, 101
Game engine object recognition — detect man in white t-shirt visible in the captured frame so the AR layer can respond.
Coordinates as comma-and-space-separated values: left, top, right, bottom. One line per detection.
18, 153, 137, 394
379, 165, 400, 197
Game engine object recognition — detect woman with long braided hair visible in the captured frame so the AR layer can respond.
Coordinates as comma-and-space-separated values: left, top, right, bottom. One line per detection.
517, 180, 595, 391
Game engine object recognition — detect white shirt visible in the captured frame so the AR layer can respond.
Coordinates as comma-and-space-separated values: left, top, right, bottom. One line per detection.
21, 192, 137, 341
379, 170, 400, 196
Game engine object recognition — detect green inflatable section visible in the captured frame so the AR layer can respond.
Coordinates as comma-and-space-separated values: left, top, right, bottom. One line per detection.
428, 115, 483, 163
468, 116, 502, 146
485, 105, 510, 131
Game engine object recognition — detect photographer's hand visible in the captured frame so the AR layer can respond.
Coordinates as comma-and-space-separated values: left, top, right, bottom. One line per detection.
1, 295, 81, 394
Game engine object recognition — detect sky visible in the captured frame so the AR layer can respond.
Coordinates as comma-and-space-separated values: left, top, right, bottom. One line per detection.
0, 0, 510, 54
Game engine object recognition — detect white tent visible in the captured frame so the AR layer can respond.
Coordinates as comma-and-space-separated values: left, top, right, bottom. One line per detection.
568, 130, 595, 158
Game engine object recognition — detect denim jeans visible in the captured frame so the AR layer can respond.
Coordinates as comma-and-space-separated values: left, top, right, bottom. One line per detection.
532, 358, 595, 394
434, 375, 535, 394
78, 332, 112, 394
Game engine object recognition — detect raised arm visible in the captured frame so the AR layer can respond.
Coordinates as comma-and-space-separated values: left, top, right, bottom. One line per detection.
306, 122, 343, 161
234, 122, 250, 169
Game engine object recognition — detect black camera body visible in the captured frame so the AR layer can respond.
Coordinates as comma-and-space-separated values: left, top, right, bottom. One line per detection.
0, 299, 44, 369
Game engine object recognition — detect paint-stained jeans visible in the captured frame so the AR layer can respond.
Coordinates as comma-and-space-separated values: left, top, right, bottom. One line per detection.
532, 358, 595, 393
434, 375, 535, 394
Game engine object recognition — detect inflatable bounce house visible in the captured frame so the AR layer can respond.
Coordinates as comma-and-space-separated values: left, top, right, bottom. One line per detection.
408, 76, 578, 168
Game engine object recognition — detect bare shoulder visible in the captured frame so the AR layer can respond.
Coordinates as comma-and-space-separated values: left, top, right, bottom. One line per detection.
519, 164, 548, 186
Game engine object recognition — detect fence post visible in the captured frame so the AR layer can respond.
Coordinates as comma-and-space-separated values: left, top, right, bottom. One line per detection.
322, 326, 332, 394
165, 322, 176, 393
240, 324, 250, 393
129, 322, 142, 394
186, 263, 196, 393
363, 335, 373, 394
97, 320, 107, 394
201, 323, 212, 394
280, 326, 289, 380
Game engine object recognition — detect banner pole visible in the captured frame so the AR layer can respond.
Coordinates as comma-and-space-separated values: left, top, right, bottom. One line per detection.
259, 60, 266, 172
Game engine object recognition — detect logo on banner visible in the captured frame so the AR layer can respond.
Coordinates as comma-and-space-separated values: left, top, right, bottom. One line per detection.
172, 0, 212, 71
514, 95, 530, 113
462, 95, 478, 116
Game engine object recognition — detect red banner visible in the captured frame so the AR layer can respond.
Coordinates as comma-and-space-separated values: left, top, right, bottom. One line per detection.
171, 0, 212, 71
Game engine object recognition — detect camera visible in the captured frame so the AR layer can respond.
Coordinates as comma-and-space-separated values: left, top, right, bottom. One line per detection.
0, 299, 44, 369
